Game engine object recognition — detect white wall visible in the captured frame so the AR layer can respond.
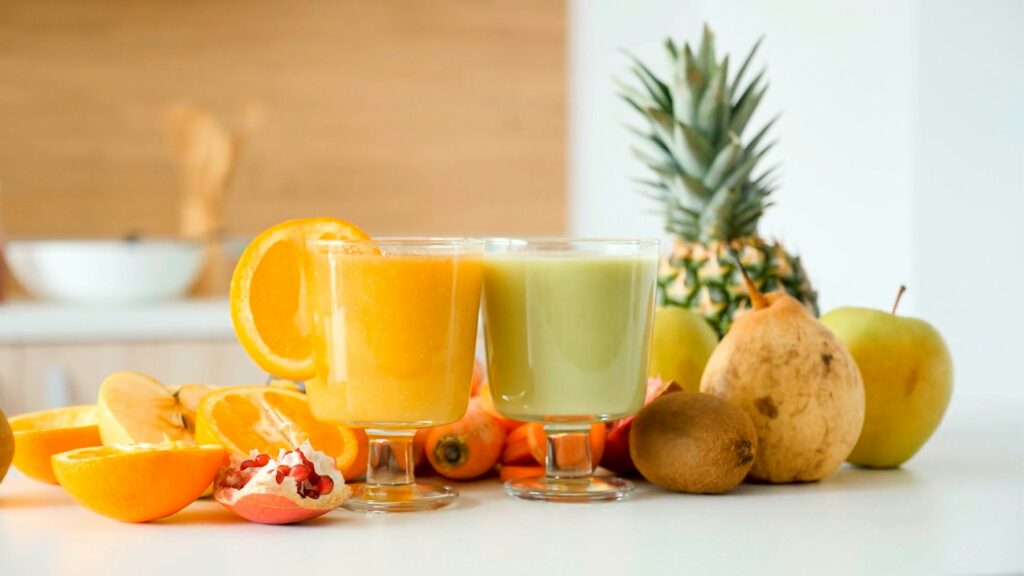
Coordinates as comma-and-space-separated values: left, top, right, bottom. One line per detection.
569, 0, 1024, 398
913, 1, 1024, 399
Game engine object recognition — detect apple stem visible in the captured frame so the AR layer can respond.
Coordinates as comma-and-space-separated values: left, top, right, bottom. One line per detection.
891, 285, 907, 315
727, 245, 768, 310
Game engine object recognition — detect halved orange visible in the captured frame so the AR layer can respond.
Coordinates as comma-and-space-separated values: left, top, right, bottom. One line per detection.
194, 387, 368, 480
230, 217, 371, 381
9, 405, 102, 484
52, 443, 224, 523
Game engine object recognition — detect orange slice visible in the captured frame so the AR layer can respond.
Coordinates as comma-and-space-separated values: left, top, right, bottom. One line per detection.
9, 405, 102, 484
52, 443, 225, 523
230, 217, 371, 380
195, 387, 368, 480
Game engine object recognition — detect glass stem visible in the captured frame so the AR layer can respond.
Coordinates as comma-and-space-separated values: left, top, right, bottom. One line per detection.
543, 425, 592, 481
365, 429, 416, 487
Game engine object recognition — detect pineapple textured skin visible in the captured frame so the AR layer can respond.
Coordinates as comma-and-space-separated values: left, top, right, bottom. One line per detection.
659, 237, 818, 336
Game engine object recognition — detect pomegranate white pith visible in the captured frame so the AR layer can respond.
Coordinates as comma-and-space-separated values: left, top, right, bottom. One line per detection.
215, 441, 350, 524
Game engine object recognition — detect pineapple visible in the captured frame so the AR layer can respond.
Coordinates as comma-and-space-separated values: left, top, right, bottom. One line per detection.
620, 25, 818, 336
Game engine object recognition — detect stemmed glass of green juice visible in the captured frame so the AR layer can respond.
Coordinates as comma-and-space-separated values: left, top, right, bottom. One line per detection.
304, 238, 484, 512
482, 238, 659, 501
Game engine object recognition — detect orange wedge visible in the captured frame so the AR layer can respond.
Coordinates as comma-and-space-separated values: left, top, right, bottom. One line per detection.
52, 443, 224, 523
230, 217, 371, 380
195, 387, 368, 480
9, 405, 102, 484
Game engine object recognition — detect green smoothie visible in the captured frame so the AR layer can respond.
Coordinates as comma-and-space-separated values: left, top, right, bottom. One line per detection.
482, 252, 658, 422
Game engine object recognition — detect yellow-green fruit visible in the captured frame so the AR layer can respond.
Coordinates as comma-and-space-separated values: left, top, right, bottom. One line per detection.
649, 306, 719, 392
0, 409, 14, 483
821, 307, 952, 468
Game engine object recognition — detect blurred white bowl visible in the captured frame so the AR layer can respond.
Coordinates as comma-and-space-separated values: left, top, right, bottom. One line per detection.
5, 239, 205, 305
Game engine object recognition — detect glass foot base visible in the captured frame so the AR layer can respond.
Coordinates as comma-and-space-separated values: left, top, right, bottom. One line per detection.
504, 475, 634, 502
341, 482, 458, 513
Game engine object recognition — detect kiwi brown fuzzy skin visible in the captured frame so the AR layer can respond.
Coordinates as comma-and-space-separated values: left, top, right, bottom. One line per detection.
630, 392, 757, 494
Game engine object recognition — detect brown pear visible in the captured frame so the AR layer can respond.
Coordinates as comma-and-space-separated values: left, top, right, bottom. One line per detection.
700, 271, 864, 483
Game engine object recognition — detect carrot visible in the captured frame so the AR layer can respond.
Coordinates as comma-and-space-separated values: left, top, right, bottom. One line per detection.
499, 465, 544, 482
525, 422, 606, 470
477, 383, 522, 432
506, 422, 533, 445
501, 424, 535, 465
425, 397, 506, 480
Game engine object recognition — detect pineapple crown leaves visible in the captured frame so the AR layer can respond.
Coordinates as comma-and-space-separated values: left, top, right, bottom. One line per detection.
620, 25, 779, 243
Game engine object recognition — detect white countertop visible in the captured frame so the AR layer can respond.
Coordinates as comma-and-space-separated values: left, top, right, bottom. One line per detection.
0, 299, 233, 344
0, 394, 1021, 576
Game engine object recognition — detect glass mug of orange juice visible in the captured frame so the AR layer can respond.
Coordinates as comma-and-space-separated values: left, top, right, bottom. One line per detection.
304, 238, 484, 512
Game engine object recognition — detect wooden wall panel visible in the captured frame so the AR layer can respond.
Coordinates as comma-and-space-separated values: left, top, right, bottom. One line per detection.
0, 0, 566, 239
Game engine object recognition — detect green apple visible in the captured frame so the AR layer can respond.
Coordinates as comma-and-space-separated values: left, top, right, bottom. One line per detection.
821, 288, 953, 468
649, 306, 719, 392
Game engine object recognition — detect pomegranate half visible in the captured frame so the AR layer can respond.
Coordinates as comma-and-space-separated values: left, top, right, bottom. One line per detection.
214, 441, 351, 524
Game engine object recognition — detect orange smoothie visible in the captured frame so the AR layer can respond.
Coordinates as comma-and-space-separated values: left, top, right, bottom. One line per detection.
305, 249, 483, 428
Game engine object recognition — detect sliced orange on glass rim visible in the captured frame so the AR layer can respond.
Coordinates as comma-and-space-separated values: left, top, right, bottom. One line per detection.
230, 217, 371, 381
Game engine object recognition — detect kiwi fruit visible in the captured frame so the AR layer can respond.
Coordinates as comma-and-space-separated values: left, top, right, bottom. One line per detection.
630, 392, 756, 494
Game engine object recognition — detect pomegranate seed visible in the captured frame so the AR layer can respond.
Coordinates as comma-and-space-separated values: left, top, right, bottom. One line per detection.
239, 459, 256, 470
305, 490, 320, 500
318, 476, 334, 496
254, 453, 270, 467
290, 466, 310, 482
271, 465, 291, 485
